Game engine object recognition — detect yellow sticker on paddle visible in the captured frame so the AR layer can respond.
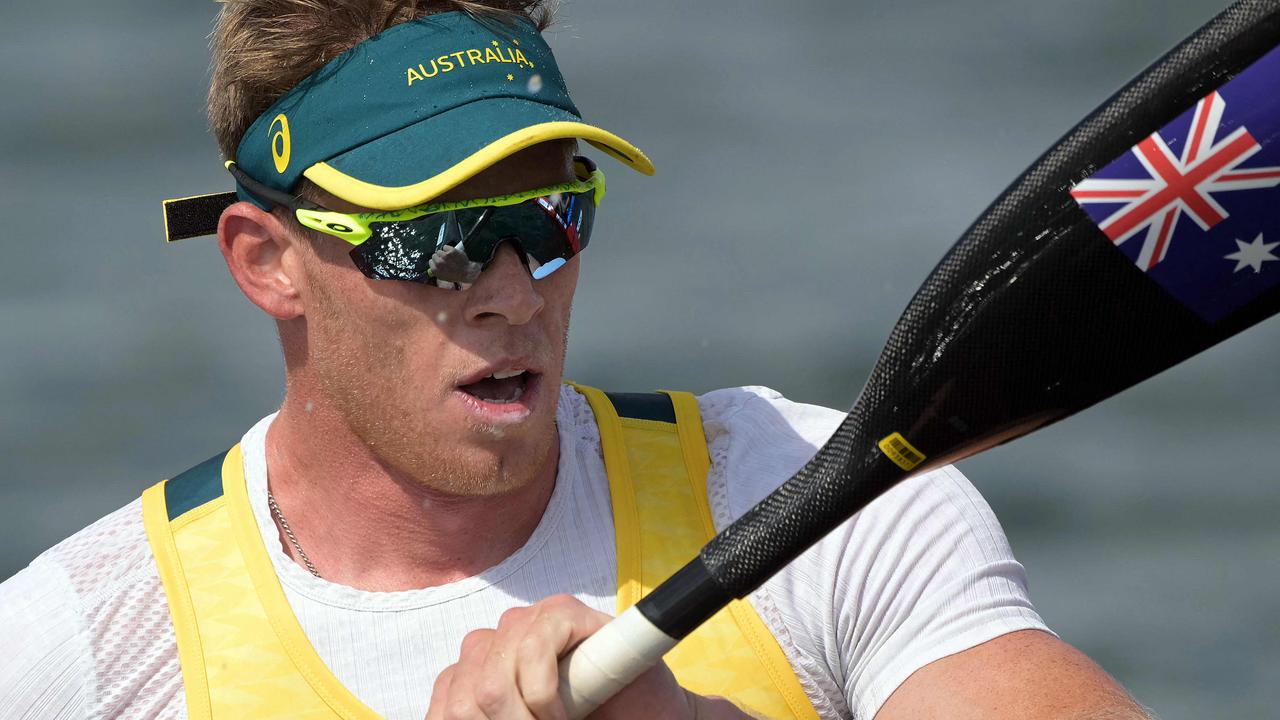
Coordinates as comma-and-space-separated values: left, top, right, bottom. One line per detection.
878, 432, 926, 471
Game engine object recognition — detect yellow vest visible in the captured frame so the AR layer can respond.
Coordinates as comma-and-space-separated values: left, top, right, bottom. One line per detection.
142, 385, 819, 719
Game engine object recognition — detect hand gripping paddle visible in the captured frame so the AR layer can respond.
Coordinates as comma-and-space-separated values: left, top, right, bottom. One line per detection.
559, 1, 1280, 714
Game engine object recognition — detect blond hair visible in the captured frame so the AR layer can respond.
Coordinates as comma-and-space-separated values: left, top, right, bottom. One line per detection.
208, 0, 556, 161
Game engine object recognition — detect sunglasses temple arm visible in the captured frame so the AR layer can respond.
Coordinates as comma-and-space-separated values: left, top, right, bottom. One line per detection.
225, 161, 317, 212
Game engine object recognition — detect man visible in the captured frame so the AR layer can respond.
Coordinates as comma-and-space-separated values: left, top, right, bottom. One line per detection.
0, 1, 1152, 718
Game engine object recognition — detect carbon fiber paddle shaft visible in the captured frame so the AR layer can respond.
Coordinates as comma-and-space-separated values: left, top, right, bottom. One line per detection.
636, 0, 1280, 642
560, 2, 1280, 716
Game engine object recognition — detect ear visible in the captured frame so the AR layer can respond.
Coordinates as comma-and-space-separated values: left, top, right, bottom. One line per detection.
217, 202, 307, 320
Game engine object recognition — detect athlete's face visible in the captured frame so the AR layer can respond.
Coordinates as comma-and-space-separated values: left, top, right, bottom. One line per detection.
291, 141, 578, 495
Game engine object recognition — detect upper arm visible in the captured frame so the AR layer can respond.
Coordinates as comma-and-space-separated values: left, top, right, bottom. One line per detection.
821, 466, 1055, 719
875, 629, 1150, 720
0, 560, 93, 720
698, 388, 1132, 719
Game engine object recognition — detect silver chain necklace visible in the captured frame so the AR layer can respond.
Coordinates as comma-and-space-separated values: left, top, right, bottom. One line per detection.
267, 488, 322, 578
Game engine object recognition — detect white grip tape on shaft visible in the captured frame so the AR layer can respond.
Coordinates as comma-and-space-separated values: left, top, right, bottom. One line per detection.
558, 606, 678, 719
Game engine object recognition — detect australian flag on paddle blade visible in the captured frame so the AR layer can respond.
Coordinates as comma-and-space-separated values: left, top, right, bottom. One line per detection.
1071, 44, 1280, 323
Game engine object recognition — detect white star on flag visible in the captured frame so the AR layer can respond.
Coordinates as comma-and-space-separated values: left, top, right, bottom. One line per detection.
1223, 233, 1279, 274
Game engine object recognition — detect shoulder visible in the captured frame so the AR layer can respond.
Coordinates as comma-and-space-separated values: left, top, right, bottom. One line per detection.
696, 387, 1049, 718
697, 385, 842, 443
31, 495, 160, 611
696, 385, 844, 522
695, 385, 1003, 535
0, 495, 183, 718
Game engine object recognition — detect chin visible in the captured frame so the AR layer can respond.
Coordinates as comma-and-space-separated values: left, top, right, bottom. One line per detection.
419, 427, 557, 497
388, 397, 560, 498
324, 357, 564, 496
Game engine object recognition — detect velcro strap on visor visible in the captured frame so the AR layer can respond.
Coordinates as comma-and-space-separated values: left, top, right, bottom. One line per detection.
162, 192, 238, 242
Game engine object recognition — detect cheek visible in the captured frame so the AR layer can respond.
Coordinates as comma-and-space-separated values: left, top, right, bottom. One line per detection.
302, 256, 461, 388
540, 257, 580, 322
304, 240, 441, 331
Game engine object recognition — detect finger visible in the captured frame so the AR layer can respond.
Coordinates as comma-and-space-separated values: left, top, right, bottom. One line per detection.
516, 629, 568, 720
474, 609, 540, 720
424, 665, 455, 720
459, 628, 496, 658
439, 630, 495, 720
542, 595, 612, 655
517, 597, 611, 720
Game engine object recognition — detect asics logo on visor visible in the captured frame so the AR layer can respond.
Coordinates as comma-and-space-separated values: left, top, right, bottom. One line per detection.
270, 114, 291, 174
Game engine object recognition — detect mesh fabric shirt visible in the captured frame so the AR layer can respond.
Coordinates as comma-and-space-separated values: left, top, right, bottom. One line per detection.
0, 385, 1049, 719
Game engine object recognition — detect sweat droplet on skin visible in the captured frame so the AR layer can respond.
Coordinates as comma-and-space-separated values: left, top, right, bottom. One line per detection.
305, 400, 315, 413
436, 311, 449, 323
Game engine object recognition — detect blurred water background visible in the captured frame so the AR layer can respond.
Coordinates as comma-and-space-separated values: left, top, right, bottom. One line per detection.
2, 1, 1278, 717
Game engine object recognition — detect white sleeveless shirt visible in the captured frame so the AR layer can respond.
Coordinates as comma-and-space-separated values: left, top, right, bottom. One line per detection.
0, 385, 1048, 720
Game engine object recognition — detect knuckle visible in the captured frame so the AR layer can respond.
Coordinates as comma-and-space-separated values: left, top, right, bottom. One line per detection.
531, 596, 600, 637
517, 632, 547, 656
534, 595, 581, 626
526, 615, 575, 658
523, 678, 560, 714
472, 676, 509, 712
497, 605, 530, 629
432, 665, 455, 692
542, 593, 579, 611
459, 628, 493, 656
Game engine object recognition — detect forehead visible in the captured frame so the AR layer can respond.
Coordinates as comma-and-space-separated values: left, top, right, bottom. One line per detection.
314, 140, 577, 213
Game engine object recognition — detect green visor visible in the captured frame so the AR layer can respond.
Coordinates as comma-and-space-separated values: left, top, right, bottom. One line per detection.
163, 10, 651, 242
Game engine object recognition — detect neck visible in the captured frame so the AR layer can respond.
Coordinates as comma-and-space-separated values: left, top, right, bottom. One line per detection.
263, 389, 559, 592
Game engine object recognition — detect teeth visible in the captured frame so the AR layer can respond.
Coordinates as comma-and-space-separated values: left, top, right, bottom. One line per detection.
473, 384, 524, 404
490, 368, 525, 380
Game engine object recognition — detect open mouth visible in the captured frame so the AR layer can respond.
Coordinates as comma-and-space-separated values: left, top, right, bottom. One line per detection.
457, 368, 536, 405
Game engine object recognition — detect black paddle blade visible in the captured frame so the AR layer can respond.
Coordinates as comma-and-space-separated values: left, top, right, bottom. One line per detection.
637, 0, 1280, 636
844, 13, 1280, 481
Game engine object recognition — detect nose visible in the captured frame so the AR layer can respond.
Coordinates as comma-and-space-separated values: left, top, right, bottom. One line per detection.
461, 242, 545, 325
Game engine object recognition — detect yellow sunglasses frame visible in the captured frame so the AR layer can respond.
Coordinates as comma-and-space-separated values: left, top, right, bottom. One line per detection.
291, 161, 605, 247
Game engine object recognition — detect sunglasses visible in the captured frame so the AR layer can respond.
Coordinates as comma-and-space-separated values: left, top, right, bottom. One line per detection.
227, 157, 604, 289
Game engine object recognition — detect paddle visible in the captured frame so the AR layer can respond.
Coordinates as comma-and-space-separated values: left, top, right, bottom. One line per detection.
557, 0, 1280, 714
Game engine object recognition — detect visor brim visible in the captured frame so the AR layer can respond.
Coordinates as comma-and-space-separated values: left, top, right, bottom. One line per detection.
302, 97, 652, 210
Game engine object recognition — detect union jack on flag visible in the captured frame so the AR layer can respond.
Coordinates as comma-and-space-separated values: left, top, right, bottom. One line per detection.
1071, 44, 1280, 322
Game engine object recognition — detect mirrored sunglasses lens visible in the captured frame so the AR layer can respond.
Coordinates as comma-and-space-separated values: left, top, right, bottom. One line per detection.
353, 190, 596, 284
350, 213, 452, 283
498, 193, 595, 274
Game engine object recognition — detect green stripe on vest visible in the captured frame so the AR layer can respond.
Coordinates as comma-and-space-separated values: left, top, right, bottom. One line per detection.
604, 392, 676, 423
164, 451, 228, 521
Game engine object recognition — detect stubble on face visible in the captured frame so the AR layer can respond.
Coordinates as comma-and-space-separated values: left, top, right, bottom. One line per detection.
286, 142, 580, 499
